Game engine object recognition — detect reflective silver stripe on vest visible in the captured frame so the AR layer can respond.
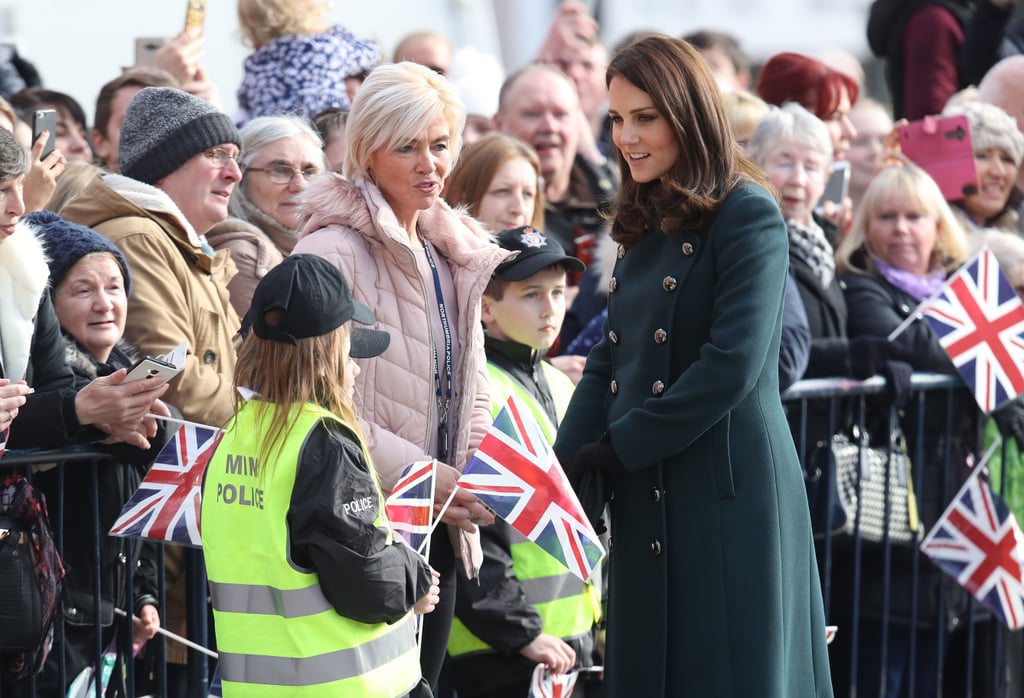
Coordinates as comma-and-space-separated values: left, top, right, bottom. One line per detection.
209, 580, 333, 618
519, 572, 579, 604
219, 620, 415, 686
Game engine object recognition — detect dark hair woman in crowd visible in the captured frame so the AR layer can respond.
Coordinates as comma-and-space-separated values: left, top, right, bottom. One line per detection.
554, 33, 833, 697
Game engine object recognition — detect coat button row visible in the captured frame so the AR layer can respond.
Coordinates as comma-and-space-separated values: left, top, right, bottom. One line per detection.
652, 380, 665, 395
654, 328, 667, 344
651, 539, 662, 555
610, 380, 618, 394
662, 276, 677, 292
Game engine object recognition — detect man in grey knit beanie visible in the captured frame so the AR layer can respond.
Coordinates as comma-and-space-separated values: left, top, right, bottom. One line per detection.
119, 86, 240, 185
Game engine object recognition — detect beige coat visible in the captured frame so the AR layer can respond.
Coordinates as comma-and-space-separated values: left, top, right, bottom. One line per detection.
293, 175, 511, 490
61, 174, 241, 430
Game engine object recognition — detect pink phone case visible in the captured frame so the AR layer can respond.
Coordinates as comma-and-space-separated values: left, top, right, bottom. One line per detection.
898, 114, 978, 202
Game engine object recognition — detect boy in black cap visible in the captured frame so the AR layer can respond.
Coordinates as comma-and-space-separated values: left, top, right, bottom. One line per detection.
447, 226, 600, 697
203, 255, 439, 697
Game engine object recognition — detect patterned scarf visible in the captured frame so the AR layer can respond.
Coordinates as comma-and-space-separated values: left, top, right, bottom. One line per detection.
787, 219, 835, 289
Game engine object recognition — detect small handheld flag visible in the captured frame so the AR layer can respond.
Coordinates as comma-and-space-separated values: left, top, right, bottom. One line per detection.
921, 465, 1024, 630
458, 395, 605, 583
920, 247, 1024, 413
109, 422, 223, 547
385, 460, 436, 554
529, 664, 578, 698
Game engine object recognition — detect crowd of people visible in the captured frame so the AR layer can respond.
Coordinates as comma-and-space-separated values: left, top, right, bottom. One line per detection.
0, 0, 1023, 696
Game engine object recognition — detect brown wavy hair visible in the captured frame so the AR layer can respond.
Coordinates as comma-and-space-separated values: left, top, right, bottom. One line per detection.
606, 33, 769, 246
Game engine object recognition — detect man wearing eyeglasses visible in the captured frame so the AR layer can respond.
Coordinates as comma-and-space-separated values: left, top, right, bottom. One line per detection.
60, 86, 241, 431
59, 86, 241, 691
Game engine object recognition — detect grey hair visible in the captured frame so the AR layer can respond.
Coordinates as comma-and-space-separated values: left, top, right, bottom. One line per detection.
238, 114, 327, 170
745, 102, 834, 166
0, 126, 30, 181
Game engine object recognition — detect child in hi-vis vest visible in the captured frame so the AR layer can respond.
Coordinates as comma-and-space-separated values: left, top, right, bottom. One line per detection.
202, 254, 439, 697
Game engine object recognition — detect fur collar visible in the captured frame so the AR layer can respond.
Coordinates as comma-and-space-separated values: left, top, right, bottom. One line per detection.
0, 219, 50, 380
62, 335, 141, 381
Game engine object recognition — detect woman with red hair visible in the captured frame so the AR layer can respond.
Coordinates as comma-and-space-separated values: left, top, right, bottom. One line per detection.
756, 52, 859, 162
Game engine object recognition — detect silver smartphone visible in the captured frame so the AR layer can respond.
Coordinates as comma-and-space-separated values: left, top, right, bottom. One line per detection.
124, 356, 182, 387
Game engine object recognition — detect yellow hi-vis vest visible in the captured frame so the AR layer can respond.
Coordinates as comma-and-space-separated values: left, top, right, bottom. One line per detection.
447, 362, 600, 658
201, 401, 420, 697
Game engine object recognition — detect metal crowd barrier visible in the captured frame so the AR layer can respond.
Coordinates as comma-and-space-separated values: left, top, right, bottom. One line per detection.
1, 373, 1020, 697
0, 446, 211, 698
783, 373, 1021, 698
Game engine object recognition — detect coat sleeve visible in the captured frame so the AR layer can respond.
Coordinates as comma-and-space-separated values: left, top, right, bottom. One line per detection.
842, 273, 955, 374
779, 272, 810, 391
288, 421, 432, 624
453, 520, 543, 653
113, 224, 237, 428
9, 294, 99, 448
608, 189, 789, 471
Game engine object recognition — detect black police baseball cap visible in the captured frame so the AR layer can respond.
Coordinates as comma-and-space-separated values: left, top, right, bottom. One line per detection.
492, 226, 586, 282
246, 254, 390, 358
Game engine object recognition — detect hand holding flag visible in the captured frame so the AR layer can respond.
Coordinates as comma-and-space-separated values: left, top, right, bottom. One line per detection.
458, 395, 605, 583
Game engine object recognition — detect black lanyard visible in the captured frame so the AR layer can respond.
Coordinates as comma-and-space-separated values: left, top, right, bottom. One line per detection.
423, 241, 453, 461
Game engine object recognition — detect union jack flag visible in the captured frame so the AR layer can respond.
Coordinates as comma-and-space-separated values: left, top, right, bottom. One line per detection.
459, 396, 605, 583
921, 247, 1024, 413
109, 423, 223, 547
529, 664, 578, 698
385, 460, 436, 554
921, 466, 1024, 630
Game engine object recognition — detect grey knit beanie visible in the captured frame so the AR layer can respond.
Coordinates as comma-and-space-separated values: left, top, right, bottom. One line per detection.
943, 100, 1024, 169
118, 87, 240, 185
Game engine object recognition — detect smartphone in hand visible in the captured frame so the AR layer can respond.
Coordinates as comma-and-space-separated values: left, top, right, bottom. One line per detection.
184, 0, 206, 34
124, 356, 182, 388
31, 109, 57, 160
820, 160, 850, 207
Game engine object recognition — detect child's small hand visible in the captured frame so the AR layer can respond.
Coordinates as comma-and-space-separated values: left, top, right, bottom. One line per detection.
414, 567, 441, 614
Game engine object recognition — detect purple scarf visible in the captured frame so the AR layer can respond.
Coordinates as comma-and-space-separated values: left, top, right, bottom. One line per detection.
870, 254, 947, 301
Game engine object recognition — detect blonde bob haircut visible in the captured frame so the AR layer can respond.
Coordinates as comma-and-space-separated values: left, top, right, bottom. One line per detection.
836, 161, 969, 277
232, 321, 365, 476
344, 62, 466, 181
444, 132, 545, 230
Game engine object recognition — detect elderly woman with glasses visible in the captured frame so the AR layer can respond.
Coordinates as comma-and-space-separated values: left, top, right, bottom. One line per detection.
208, 114, 328, 316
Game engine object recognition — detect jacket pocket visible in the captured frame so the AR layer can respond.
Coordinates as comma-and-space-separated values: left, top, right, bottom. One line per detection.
193, 309, 224, 368
712, 413, 736, 499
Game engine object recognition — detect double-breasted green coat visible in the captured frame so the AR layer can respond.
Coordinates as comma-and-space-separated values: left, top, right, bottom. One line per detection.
555, 183, 833, 697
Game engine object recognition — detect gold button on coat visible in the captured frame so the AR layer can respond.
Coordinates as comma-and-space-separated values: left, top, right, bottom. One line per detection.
651, 487, 662, 502
651, 540, 662, 555
610, 379, 618, 394
617, 245, 626, 259
682, 241, 695, 255
609, 330, 619, 344
609, 277, 617, 293
654, 329, 667, 344
652, 380, 665, 395
662, 276, 677, 292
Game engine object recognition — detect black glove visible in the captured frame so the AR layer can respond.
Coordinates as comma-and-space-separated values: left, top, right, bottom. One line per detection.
992, 396, 1024, 448
562, 434, 625, 484
848, 336, 909, 379
881, 360, 913, 410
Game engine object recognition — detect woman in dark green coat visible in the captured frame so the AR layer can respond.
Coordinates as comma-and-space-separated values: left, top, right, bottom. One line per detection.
555, 34, 833, 697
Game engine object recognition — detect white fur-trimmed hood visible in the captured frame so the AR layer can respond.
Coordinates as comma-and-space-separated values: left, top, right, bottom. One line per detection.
0, 219, 50, 380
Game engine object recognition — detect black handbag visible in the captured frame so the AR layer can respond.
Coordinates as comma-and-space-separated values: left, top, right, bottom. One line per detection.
0, 515, 42, 651
806, 424, 921, 544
